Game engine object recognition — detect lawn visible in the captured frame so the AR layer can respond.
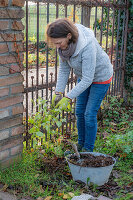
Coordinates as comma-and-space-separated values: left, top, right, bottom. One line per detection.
0, 96, 132, 200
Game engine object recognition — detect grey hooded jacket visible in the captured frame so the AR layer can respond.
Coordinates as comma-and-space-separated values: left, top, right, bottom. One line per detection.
55, 24, 113, 99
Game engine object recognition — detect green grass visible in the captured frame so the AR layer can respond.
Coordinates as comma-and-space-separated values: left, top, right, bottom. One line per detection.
0, 152, 43, 195
0, 150, 81, 199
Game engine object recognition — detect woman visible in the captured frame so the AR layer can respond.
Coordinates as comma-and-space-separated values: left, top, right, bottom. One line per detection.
46, 18, 113, 152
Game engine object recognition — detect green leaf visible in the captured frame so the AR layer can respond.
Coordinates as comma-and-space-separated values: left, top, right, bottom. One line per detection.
45, 125, 50, 132
28, 118, 34, 124
36, 131, 44, 137
33, 139, 38, 148
61, 118, 66, 123
29, 127, 35, 134
56, 121, 62, 127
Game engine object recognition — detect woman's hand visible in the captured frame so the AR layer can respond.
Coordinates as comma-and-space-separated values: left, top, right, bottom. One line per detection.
55, 97, 71, 110
52, 93, 62, 106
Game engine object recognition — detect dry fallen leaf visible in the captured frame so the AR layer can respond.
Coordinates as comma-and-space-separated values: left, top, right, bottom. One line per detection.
102, 131, 109, 139
2, 184, 8, 192
66, 173, 71, 176
119, 127, 126, 131
37, 197, 44, 200
58, 193, 64, 196
44, 196, 53, 200
39, 185, 44, 193
63, 194, 70, 199
110, 128, 116, 132
110, 122, 117, 126
127, 182, 133, 187
35, 174, 39, 178
68, 192, 75, 197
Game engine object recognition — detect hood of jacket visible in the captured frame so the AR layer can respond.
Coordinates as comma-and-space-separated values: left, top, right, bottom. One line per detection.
71, 23, 95, 57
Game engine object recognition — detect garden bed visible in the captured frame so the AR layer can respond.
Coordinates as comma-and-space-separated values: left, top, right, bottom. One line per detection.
0, 96, 132, 199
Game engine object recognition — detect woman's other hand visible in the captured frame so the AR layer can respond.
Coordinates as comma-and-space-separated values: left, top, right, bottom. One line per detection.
52, 93, 62, 106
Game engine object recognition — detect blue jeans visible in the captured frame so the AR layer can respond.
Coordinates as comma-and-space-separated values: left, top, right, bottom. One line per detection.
75, 80, 110, 152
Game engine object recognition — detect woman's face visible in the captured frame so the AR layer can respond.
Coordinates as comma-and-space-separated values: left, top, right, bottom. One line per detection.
50, 33, 72, 50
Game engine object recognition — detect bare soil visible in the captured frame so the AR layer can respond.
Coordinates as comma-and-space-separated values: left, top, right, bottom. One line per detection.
68, 153, 115, 167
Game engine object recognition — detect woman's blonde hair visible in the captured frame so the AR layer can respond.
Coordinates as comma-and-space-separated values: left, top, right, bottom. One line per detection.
46, 18, 78, 47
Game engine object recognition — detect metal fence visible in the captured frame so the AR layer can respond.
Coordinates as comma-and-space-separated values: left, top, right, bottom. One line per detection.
23, 0, 129, 147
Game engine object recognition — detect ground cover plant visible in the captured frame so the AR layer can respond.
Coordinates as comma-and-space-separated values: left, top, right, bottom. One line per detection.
0, 96, 132, 200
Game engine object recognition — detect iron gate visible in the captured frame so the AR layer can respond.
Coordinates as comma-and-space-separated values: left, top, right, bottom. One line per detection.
23, 0, 129, 147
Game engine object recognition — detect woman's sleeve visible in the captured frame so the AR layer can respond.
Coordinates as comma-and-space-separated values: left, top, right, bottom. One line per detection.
55, 56, 71, 93
66, 42, 96, 99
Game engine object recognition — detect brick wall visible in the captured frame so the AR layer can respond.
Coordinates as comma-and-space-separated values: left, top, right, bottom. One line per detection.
0, 0, 25, 168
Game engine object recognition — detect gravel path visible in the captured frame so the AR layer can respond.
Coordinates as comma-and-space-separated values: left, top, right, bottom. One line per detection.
21, 67, 57, 87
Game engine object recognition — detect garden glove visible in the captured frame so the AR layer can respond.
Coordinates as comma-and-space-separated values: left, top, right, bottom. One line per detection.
55, 97, 71, 111
52, 93, 62, 106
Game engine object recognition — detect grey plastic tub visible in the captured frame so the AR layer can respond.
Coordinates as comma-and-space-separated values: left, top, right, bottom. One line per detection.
66, 152, 116, 186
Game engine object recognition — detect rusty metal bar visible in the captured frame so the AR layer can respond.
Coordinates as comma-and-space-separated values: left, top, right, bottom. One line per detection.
31, 76, 34, 113
105, 1, 110, 94
41, 74, 44, 99
121, 3, 129, 97
81, 6, 83, 24
55, 49, 58, 83
24, 76, 76, 93
94, 6, 97, 37
73, 79, 77, 131
65, 4, 67, 17
110, 5, 115, 63
62, 110, 65, 135
36, 1, 39, 111
55, 3, 59, 83
110, 5, 116, 95
114, 9, 121, 95
70, 70, 74, 135
66, 83, 69, 135
41, 74, 44, 117
25, 0, 29, 148
105, 6, 110, 53
118, 8, 126, 93
56, 3, 59, 18
50, 72, 53, 102
73, 4, 76, 22
88, 7, 91, 28
100, 6, 104, 46
46, 3, 49, 101
24, 82, 56, 93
